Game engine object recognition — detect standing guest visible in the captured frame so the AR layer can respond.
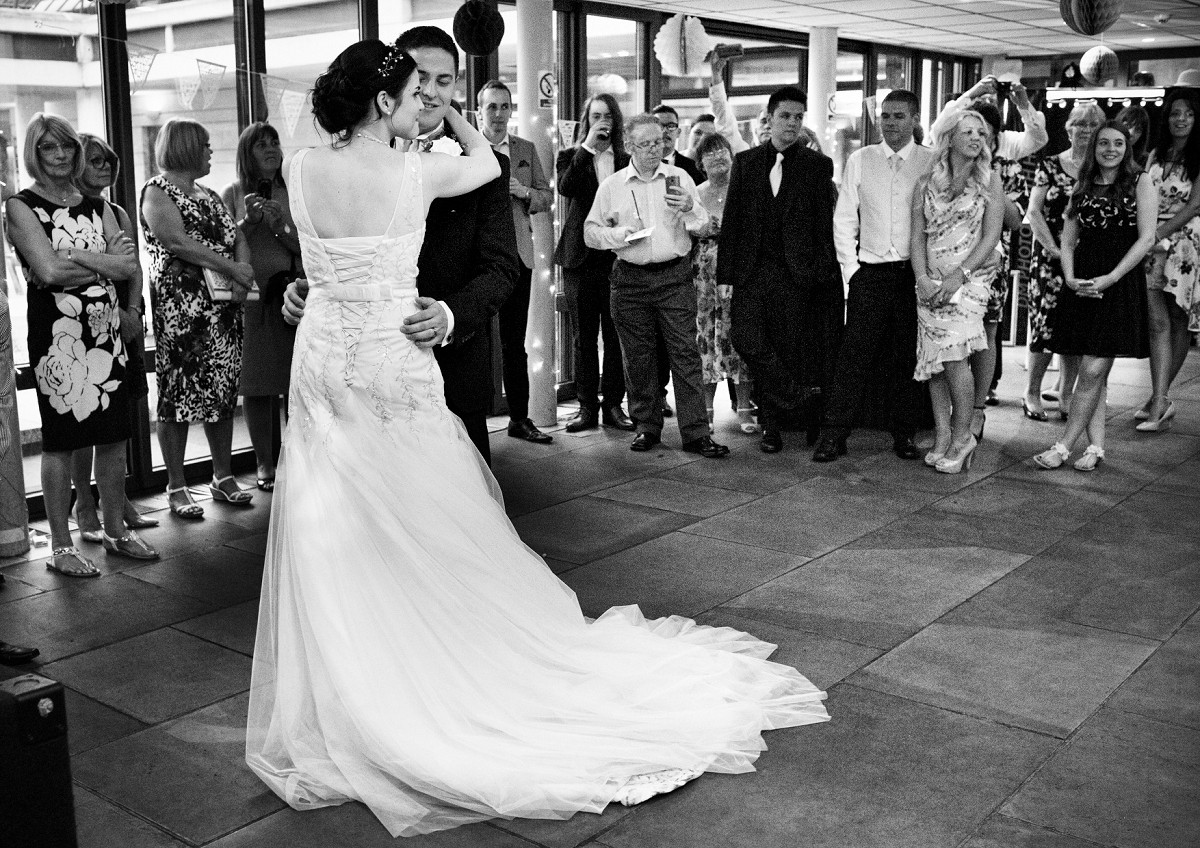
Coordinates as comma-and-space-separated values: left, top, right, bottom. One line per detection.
1137, 90, 1200, 432
69, 134, 159, 538
910, 110, 1005, 474
720, 86, 843, 454
584, 114, 727, 458
555, 94, 635, 433
5, 113, 156, 573
692, 132, 757, 434
141, 117, 255, 519
684, 113, 718, 161
221, 122, 301, 490
816, 89, 932, 463
931, 76, 1048, 160
1116, 105, 1152, 167
651, 105, 704, 184
1034, 122, 1156, 470
1024, 102, 1104, 421
477, 80, 555, 444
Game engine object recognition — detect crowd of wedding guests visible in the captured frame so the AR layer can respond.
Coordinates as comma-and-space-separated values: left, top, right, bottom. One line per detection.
2, 53, 1198, 631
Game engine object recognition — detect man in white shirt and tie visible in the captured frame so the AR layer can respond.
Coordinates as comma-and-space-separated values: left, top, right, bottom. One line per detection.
813, 89, 934, 463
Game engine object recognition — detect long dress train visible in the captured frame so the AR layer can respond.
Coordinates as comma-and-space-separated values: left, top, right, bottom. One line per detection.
245, 150, 829, 837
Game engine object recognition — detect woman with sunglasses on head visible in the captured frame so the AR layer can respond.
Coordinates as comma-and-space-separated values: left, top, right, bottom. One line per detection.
1137, 89, 1200, 432
4, 114, 157, 576
1033, 121, 1156, 471
66, 133, 160, 543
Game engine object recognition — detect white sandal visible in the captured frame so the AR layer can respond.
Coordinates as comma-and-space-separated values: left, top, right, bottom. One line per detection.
209, 475, 253, 506
166, 485, 204, 519
1033, 443, 1070, 470
1073, 445, 1105, 472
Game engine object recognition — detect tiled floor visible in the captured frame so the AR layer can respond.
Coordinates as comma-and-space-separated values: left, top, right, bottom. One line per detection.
3, 346, 1199, 848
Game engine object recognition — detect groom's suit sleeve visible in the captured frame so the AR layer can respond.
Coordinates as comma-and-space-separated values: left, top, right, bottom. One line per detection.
443, 153, 519, 344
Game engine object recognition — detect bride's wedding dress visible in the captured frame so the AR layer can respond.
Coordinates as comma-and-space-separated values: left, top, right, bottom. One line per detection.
246, 149, 829, 837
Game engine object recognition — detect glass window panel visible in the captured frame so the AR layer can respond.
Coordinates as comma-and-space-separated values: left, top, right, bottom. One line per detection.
831, 51, 865, 184
730, 45, 805, 90
876, 51, 911, 95
585, 15, 642, 120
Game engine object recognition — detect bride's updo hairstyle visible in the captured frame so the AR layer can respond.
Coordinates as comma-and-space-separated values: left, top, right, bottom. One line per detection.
311, 39, 418, 142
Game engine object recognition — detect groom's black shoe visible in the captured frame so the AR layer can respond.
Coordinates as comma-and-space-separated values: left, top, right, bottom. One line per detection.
892, 436, 920, 460
565, 408, 599, 433
602, 406, 636, 431
812, 434, 847, 463
0, 641, 39, 666
682, 435, 729, 458
508, 418, 553, 443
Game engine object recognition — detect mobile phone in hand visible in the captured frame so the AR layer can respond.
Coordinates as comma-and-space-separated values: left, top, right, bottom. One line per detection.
256, 178, 273, 200
665, 175, 680, 193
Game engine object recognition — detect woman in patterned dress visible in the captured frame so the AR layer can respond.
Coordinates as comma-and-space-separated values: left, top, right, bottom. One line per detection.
1033, 122, 1156, 471
1024, 102, 1104, 421
910, 110, 1005, 475
4, 113, 157, 576
692, 132, 757, 434
1137, 89, 1200, 432
140, 118, 256, 519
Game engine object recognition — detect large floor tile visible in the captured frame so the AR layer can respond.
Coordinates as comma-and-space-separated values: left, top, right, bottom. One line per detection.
513, 496, 697, 565
1002, 708, 1200, 848
722, 530, 1026, 649
960, 814, 1101, 848
71, 692, 285, 846
925, 476, 1126, 531
66, 687, 148, 755
600, 685, 1056, 848
995, 448, 1167, 497
74, 787, 189, 848
853, 619, 1159, 738
1094, 489, 1200, 538
1107, 612, 1200, 731
843, 443, 1012, 495
881, 507, 1069, 556
44, 628, 251, 723
107, 511, 262, 560
946, 522, 1200, 641
173, 600, 261, 656
684, 476, 940, 558
590, 476, 759, 517
0, 574, 214, 663
657, 440, 841, 495
561, 531, 807, 619
0, 573, 43, 603
1097, 428, 1200, 466
124, 544, 264, 607
495, 804, 634, 848
1145, 455, 1200, 497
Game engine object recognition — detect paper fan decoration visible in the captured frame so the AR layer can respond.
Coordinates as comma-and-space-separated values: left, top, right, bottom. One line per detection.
653, 14, 713, 78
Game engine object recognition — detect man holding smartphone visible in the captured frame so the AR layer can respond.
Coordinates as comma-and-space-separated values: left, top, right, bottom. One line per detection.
583, 114, 727, 458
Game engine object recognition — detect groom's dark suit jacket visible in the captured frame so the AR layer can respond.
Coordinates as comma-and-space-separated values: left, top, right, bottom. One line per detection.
417, 151, 519, 460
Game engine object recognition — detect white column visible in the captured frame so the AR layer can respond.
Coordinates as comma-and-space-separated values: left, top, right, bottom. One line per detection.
806, 27, 837, 156
516, 0, 557, 429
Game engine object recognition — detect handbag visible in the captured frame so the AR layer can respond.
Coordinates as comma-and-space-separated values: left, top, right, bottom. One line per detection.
203, 266, 260, 301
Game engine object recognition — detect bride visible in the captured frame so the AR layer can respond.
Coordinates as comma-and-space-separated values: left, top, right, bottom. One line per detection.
246, 38, 829, 838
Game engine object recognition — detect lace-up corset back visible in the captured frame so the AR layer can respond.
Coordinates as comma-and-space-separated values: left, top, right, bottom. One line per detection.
289, 148, 425, 301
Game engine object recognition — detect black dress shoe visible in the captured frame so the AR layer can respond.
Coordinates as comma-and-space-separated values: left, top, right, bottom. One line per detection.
682, 435, 730, 458
630, 432, 661, 452
0, 641, 39, 666
602, 406, 636, 431
565, 408, 599, 433
507, 418, 553, 443
811, 435, 847, 462
760, 430, 783, 453
892, 436, 920, 460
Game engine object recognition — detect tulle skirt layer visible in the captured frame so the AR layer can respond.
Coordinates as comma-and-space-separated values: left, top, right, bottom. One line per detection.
246, 295, 829, 837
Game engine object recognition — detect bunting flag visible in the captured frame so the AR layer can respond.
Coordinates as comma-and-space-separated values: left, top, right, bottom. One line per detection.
261, 74, 289, 118
556, 120, 578, 147
175, 67, 201, 110
197, 59, 226, 110
279, 89, 307, 137
863, 95, 878, 118
126, 40, 158, 93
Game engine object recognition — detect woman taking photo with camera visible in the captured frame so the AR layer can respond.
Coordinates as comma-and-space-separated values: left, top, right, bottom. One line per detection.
221, 122, 302, 491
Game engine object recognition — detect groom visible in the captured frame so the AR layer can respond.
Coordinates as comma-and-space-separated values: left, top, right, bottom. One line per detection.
284, 26, 519, 465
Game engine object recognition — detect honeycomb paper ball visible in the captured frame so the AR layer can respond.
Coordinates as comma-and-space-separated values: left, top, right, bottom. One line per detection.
1060, 0, 1123, 37
453, 1, 505, 57
1081, 45, 1119, 84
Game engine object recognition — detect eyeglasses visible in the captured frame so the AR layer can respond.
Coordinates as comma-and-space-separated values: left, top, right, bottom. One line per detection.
37, 141, 77, 155
658, 122, 679, 131
87, 156, 111, 169
631, 139, 665, 151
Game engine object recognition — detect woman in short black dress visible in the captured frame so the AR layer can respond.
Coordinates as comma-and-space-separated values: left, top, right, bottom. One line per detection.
4, 113, 157, 575
140, 118, 255, 519
1034, 122, 1157, 472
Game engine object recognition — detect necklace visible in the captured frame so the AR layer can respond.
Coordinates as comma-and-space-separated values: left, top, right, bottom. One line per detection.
38, 182, 75, 204
354, 131, 391, 147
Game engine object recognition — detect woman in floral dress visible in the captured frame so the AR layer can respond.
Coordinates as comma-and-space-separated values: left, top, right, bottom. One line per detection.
1024, 102, 1104, 421
4, 113, 157, 575
1137, 89, 1200, 432
692, 133, 756, 434
140, 118, 256, 519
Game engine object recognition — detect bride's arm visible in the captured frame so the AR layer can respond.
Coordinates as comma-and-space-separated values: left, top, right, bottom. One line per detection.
421, 108, 501, 203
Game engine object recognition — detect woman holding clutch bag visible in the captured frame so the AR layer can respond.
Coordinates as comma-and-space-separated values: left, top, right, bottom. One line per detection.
140, 118, 256, 518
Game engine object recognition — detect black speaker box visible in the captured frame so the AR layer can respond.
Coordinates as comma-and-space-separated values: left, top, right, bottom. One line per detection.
0, 674, 77, 848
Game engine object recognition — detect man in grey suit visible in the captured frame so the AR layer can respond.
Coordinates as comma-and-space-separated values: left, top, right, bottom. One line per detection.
478, 80, 555, 443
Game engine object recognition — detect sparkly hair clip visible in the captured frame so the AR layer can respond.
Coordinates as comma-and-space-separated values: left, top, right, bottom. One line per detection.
379, 44, 408, 79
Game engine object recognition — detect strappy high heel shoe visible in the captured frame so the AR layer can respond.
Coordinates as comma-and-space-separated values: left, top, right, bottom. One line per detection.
935, 435, 977, 474
970, 406, 986, 441
1134, 398, 1153, 421
209, 475, 253, 506
1135, 397, 1174, 433
924, 430, 951, 467
166, 485, 204, 519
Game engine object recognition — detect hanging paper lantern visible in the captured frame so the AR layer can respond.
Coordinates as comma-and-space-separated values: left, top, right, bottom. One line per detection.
1081, 45, 1119, 84
1060, 0, 1123, 37
453, 1, 505, 57
653, 14, 713, 78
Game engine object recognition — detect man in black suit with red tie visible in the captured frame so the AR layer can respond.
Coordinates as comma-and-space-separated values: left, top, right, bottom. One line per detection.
718, 86, 843, 454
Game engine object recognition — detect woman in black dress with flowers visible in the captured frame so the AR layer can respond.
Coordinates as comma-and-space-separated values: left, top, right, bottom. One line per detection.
1033, 121, 1157, 472
140, 118, 255, 518
4, 113, 157, 575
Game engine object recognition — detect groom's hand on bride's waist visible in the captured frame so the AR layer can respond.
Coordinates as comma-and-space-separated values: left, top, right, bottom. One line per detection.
282, 278, 310, 325
403, 297, 450, 349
